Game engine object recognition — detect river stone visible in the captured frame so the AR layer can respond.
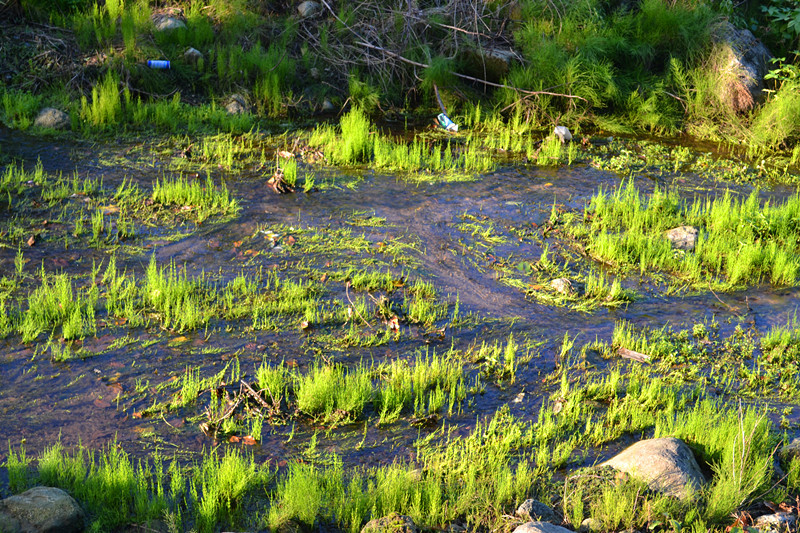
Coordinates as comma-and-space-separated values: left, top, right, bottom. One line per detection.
711, 21, 772, 113
153, 15, 186, 32
297, 1, 321, 18
553, 126, 572, 143
550, 278, 574, 296
361, 513, 417, 533
33, 108, 70, 130
516, 499, 557, 522
600, 437, 706, 500
0, 486, 85, 533
579, 518, 602, 533
184, 47, 203, 64
226, 94, 251, 115
754, 512, 796, 533
665, 226, 698, 251
322, 98, 335, 112
513, 521, 573, 533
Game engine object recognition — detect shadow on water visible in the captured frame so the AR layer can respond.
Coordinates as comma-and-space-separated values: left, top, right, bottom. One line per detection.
1, 125, 800, 468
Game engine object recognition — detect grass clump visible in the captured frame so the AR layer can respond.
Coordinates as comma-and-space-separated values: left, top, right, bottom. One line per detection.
152, 174, 239, 223
561, 180, 800, 290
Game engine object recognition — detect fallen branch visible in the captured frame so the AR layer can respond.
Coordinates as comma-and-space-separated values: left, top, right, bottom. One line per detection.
618, 347, 651, 363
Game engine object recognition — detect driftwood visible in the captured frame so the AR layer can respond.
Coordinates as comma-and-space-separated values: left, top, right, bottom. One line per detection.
618, 347, 651, 363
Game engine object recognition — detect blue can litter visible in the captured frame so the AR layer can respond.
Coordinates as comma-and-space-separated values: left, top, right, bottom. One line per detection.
147, 60, 171, 69
437, 113, 458, 132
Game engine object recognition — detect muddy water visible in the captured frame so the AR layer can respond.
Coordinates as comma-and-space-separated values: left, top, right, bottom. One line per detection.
1, 126, 800, 468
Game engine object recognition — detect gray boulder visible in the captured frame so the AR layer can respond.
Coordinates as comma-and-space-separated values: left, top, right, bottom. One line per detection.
361, 513, 417, 533
0, 486, 85, 533
665, 226, 699, 251
513, 522, 573, 533
33, 108, 70, 130
516, 499, 557, 522
578, 518, 602, 533
600, 437, 706, 500
553, 126, 573, 144
711, 22, 773, 113
754, 512, 796, 533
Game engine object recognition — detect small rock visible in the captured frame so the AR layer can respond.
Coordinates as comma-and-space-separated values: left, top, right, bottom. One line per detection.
33, 108, 70, 130
553, 126, 572, 143
550, 278, 574, 296
361, 513, 417, 533
297, 1, 321, 18
225, 94, 251, 115
778, 437, 800, 465
513, 522, 573, 533
600, 437, 706, 500
665, 226, 699, 251
184, 47, 203, 64
516, 499, 557, 523
0, 486, 85, 533
754, 512, 796, 533
579, 518, 602, 533
153, 15, 186, 32
321, 98, 335, 112
309, 67, 320, 79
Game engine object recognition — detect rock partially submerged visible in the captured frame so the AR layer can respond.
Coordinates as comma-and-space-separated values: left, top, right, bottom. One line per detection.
550, 278, 575, 296
711, 21, 773, 113
665, 226, 699, 251
34, 107, 70, 130
0, 486, 85, 533
600, 437, 706, 500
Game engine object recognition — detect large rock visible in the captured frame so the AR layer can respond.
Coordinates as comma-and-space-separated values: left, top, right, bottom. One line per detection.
513, 522, 573, 533
0, 486, 85, 533
711, 22, 773, 113
516, 499, 557, 523
33, 108, 70, 130
600, 437, 706, 500
460, 48, 519, 83
665, 226, 699, 251
183, 47, 203, 64
361, 513, 417, 533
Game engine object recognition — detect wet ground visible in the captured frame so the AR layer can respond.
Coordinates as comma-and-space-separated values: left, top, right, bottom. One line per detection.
2, 125, 800, 470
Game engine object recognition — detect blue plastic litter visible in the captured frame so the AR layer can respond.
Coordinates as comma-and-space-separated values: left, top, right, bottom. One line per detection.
147, 60, 171, 69
437, 113, 458, 132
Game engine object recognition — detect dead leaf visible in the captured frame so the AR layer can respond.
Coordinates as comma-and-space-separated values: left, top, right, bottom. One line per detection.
228, 435, 241, 443
284, 235, 296, 246
93, 398, 112, 408
26, 235, 35, 247
132, 411, 144, 419
242, 436, 257, 446
300, 320, 310, 330
278, 150, 294, 159
320, 273, 328, 283
387, 316, 400, 332
100, 205, 119, 215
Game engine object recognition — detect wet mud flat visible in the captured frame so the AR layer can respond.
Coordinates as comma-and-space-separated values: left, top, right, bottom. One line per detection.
2, 125, 800, 532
